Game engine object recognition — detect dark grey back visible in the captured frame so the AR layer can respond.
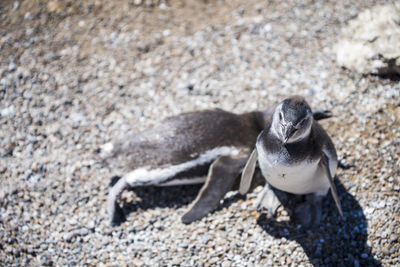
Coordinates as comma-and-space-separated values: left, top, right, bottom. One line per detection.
107, 109, 265, 170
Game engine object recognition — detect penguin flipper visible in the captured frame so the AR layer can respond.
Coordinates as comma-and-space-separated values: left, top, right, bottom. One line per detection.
321, 153, 343, 217
181, 155, 247, 224
312, 109, 332, 121
239, 149, 258, 195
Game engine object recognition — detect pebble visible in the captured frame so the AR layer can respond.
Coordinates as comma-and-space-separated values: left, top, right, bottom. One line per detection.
39, 254, 52, 266
8, 63, 17, 72
76, 227, 89, 237
44, 52, 59, 61
63, 232, 74, 243
132, 259, 144, 266
1, 106, 15, 118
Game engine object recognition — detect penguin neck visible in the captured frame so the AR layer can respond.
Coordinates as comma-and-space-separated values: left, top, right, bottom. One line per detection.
287, 124, 312, 144
283, 134, 311, 148
257, 130, 313, 165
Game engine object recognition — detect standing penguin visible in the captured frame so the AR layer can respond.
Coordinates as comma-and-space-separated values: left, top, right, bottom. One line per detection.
102, 99, 333, 226
240, 96, 343, 228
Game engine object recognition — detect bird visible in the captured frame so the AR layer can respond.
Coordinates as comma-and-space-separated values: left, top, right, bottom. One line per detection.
240, 96, 343, 228
101, 101, 333, 226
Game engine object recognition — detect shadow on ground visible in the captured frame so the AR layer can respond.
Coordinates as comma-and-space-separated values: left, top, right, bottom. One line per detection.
256, 179, 382, 266
110, 174, 381, 266
119, 184, 204, 215
112, 171, 263, 225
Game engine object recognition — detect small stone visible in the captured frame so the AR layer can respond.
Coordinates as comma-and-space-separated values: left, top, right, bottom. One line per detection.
24, 12, 32, 20
39, 254, 52, 266
87, 220, 96, 230
263, 24, 272, 32
382, 247, 390, 256
8, 62, 16, 72
1, 106, 15, 118
162, 29, 171, 37
76, 227, 89, 237
132, 259, 144, 266
25, 28, 34, 36
63, 232, 74, 242
13, 1, 19, 10
390, 234, 399, 242
47, 1, 64, 13
361, 253, 368, 259
221, 260, 231, 267
171, 258, 182, 265
44, 52, 59, 61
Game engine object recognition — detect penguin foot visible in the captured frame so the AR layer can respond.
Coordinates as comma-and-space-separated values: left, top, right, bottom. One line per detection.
294, 194, 323, 229
294, 202, 313, 228
181, 155, 247, 224
181, 208, 204, 224
294, 202, 316, 229
255, 184, 281, 216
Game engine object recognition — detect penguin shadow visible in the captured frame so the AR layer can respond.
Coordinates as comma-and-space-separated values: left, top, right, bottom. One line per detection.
117, 188, 247, 223
256, 179, 382, 267
373, 72, 400, 82
108, 176, 202, 217
118, 183, 203, 216
109, 173, 248, 225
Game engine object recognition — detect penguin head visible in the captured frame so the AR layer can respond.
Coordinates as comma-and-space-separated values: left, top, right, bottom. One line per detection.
272, 96, 313, 144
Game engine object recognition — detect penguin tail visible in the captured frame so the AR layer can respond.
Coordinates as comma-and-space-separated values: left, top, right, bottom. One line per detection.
108, 176, 129, 226
109, 176, 122, 187
312, 109, 333, 121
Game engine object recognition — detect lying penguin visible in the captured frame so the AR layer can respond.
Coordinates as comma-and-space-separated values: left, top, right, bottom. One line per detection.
102, 97, 333, 226
240, 96, 343, 228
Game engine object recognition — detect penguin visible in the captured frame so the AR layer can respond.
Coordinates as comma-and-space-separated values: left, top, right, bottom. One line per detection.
102, 103, 333, 226
240, 96, 343, 228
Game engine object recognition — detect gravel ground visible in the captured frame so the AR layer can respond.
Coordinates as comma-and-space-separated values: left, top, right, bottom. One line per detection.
1, 0, 399, 266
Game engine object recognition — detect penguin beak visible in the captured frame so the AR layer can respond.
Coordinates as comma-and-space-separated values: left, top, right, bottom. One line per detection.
283, 124, 295, 144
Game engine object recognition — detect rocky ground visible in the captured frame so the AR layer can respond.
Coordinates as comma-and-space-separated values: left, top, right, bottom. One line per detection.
0, 0, 399, 266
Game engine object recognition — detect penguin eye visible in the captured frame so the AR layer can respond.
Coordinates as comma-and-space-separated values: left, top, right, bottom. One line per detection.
279, 112, 283, 121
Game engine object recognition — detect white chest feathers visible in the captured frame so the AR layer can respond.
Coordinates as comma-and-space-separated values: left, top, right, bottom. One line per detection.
256, 144, 331, 195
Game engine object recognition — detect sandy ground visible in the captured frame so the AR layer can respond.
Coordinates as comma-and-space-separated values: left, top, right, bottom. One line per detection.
0, 0, 399, 266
